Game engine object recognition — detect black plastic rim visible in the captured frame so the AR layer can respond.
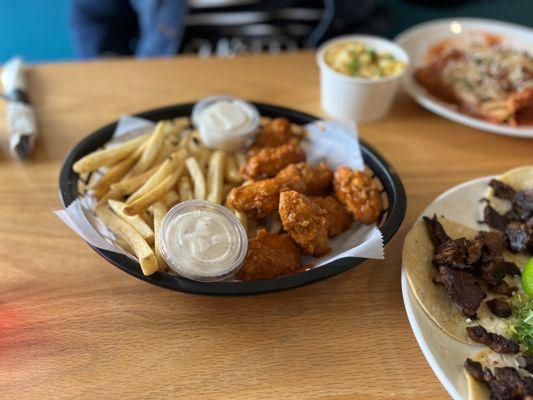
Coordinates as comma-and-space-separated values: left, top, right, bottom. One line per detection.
59, 102, 406, 295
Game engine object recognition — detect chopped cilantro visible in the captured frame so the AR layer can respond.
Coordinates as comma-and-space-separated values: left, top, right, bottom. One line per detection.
507, 293, 533, 354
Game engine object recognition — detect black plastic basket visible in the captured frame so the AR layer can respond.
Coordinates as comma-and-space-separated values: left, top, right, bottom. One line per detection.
59, 102, 406, 295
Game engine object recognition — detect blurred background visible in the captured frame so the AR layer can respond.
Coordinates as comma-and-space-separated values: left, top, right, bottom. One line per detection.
1, 0, 532, 63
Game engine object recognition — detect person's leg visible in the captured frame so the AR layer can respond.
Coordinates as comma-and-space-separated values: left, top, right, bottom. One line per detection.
130, 0, 188, 57
70, 0, 139, 58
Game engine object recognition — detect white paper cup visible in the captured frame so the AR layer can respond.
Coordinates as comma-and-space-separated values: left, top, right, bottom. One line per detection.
316, 35, 409, 123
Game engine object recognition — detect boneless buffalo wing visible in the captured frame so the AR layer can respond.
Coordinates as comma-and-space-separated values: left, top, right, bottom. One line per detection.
279, 191, 330, 256
249, 117, 298, 152
236, 228, 304, 281
226, 162, 333, 219
276, 162, 333, 196
240, 143, 306, 180
310, 196, 352, 236
333, 166, 382, 225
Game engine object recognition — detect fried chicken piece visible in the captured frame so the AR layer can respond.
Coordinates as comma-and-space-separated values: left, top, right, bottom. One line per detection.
310, 196, 352, 236
276, 162, 333, 196
236, 228, 303, 281
226, 162, 332, 218
226, 178, 285, 219
240, 143, 306, 180
249, 117, 296, 152
333, 166, 383, 225
279, 191, 330, 256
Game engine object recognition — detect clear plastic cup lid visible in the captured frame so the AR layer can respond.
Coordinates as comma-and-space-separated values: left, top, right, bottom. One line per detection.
158, 200, 248, 282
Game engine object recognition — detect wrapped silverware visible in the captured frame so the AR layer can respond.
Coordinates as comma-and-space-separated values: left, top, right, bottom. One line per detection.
1, 57, 37, 160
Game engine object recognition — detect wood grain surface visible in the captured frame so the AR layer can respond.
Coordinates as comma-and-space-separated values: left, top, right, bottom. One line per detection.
1, 52, 532, 400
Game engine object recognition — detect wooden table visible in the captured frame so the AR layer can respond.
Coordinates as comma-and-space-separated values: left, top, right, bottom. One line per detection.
1, 52, 531, 400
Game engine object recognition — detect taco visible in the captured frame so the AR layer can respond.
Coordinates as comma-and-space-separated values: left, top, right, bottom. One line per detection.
403, 215, 524, 343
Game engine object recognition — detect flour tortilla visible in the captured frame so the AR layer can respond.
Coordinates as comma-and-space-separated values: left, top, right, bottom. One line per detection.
465, 349, 530, 400
403, 217, 480, 343
403, 217, 523, 343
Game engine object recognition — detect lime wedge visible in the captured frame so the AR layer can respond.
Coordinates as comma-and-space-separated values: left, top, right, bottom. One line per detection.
523, 258, 533, 296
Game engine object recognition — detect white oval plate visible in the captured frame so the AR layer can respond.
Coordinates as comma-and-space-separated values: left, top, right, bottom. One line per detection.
401, 176, 493, 400
395, 18, 533, 138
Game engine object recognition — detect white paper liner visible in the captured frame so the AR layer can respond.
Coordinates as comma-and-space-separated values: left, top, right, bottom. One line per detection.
56, 116, 385, 279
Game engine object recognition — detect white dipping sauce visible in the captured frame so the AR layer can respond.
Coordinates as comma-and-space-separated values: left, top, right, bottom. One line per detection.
192, 96, 259, 151
201, 101, 253, 133
158, 200, 248, 281
168, 210, 238, 272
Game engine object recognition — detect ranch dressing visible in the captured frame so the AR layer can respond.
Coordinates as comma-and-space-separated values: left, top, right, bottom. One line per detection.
192, 95, 259, 151
158, 200, 247, 281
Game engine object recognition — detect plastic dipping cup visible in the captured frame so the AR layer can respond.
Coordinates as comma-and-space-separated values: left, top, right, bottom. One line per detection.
158, 200, 248, 282
192, 95, 259, 151
316, 35, 409, 123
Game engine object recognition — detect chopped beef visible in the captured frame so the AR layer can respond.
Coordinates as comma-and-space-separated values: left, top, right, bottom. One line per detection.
464, 359, 533, 399
492, 367, 532, 399
489, 281, 517, 297
490, 179, 517, 200
522, 376, 533, 395
465, 360, 533, 399
464, 358, 485, 381
513, 189, 533, 216
476, 231, 507, 256
486, 298, 512, 318
481, 257, 511, 286
506, 222, 531, 253
466, 325, 520, 354
432, 238, 483, 272
433, 266, 486, 318
423, 215, 451, 247
480, 255, 520, 288
502, 261, 521, 277
518, 354, 533, 374
484, 204, 512, 231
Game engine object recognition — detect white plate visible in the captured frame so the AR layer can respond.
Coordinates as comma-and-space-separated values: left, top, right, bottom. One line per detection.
401, 176, 493, 400
395, 18, 533, 138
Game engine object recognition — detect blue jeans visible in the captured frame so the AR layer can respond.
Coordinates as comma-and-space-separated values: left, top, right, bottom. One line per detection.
70, 0, 188, 58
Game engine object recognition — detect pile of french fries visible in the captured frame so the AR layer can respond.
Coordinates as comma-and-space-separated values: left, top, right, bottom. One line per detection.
73, 117, 246, 276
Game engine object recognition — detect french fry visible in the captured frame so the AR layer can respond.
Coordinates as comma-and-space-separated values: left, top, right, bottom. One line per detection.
172, 116, 190, 129
127, 148, 187, 203
234, 210, 248, 231
185, 157, 206, 200
123, 172, 178, 216
139, 211, 154, 229
161, 190, 179, 208
187, 132, 211, 170
108, 199, 154, 244
224, 154, 243, 184
206, 151, 225, 204
73, 134, 148, 173
95, 206, 158, 275
178, 175, 193, 202
177, 129, 191, 149
151, 138, 177, 166
109, 165, 160, 196
96, 188, 122, 207
235, 151, 247, 169
127, 121, 166, 177
150, 201, 168, 271
89, 142, 147, 195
